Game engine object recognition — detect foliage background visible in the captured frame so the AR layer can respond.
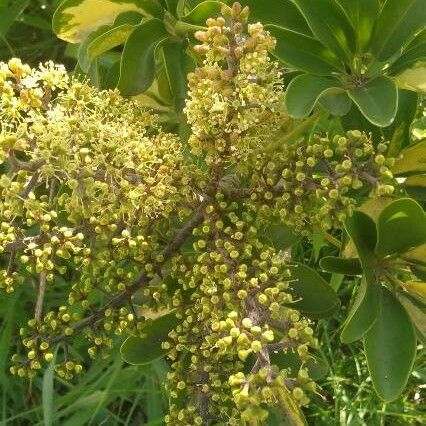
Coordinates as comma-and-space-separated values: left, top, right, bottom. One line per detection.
0, 1, 424, 425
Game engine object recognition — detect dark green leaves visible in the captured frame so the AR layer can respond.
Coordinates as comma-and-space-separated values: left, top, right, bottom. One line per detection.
364, 288, 417, 401
370, 0, 426, 61
243, 0, 312, 35
289, 264, 339, 318
375, 198, 426, 258
319, 256, 362, 275
348, 77, 398, 127
120, 313, 178, 365
285, 74, 343, 118
118, 19, 169, 96
344, 210, 377, 282
181, 1, 224, 26
340, 0, 380, 53
268, 25, 344, 75
53, 0, 159, 43
260, 223, 300, 250
292, 0, 356, 61
341, 277, 380, 343
0, 0, 29, 37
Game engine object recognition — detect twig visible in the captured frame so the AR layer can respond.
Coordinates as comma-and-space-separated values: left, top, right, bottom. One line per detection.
35, 271, 47, 323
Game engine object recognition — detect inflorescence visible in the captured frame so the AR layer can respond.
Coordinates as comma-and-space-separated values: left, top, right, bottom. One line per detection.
0, 3, 399, 424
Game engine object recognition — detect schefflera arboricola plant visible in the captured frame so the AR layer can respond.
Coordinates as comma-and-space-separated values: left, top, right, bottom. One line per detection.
0, 3, 399, 425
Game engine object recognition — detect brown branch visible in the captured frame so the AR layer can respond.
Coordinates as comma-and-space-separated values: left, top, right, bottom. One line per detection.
49, 177, 220, 345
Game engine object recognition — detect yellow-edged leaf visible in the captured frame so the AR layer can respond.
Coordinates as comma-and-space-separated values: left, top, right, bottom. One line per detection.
392, 140, 426, 175
53, 0, 160, 43
402, 281, 426, 303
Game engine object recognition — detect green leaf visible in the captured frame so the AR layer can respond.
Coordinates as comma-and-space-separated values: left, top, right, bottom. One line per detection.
162, 40, 193, 110
340, 277, 380, 343
370, 0, 426, 61
292, 0, 356, 61
53, 0, 163, 43
269, 350, 328, 381
42, 354, 56, 426
395, 63, 426, 93
181, 0, 223, 26
397, 291, 426, 340
344, 211, 377, 283
364, 288, 417, 401
0, 0, 29, 37
88, 24, 136, 60
117, 19, 169, 96
260, 223, 301, 250
285, 74, 343, 118
389, 30, 426, 76
318, 91, 352, 117
375, 198, 426, 258
268, 25, 344, 75
385, 89, 419, 156
402, 243, 426, 266
391, 140, 426, 176
340, 0, 380, 53
242, 0, 312, 36
348, 76, 398, 127
319, 256, 362, 275
404, 175, 426, 201
78, 25, 113, 72
289, 263, 339, 318
120, 313, 179, 365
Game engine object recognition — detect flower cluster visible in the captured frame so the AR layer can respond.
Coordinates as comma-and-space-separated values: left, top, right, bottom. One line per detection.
247, 130, 397, 234
164, 196, 317, 424
0, 58, 199, 377
185, 2, 284, 163
1, 3, 404, 425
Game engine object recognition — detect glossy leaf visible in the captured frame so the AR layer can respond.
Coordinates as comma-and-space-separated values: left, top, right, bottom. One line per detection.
402, 243, 426, 266
391, 141, 426, 176
340, 277, 380, 343
261, 223, 301, 250
375, 198, 426, 258
285, 74, 343, 118
53, 0, 163, 43
364, 288, 417, 401
117, 19, 169, 96
162, 40, 192, 110
292, 0, 356, 61
348, 76, 398, 127
385, 90, 419, 156
370, 0, 426, 61
182, 1, 223, 26
389, 30, 426, 76
404, 175, 426, 201
120, 313, 178, 365
403, 281, 426, 304
88, 24, 135, 60
242, 0, 312, 36
395, 64, 426, 93
269, 350, 328, 381
397, 291, 426, 339
344, 211, 377, 283
318, 91, 352, 116
289, 263, 339, 318
267, 25, 344, 75
319, 256, 362, 275
340, 0, 380, 53
78, 25, 110, 72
